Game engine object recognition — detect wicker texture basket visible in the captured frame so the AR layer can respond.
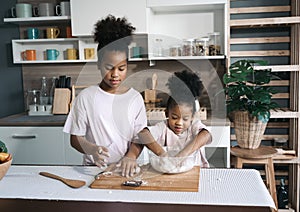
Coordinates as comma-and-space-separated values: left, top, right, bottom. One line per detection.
233, 111, 267, 149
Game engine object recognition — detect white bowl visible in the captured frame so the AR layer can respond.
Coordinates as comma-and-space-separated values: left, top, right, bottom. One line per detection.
149, 148, 196, 174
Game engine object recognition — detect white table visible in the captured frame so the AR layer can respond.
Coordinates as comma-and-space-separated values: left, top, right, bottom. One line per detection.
0, 165, 275, 212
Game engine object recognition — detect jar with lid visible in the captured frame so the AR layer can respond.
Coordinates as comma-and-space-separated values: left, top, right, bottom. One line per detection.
154, 38, 163, 57
26, 89, 40, 112
195, 37, 210, 56
182, 39, 195, 56
208, 32, 221, 56
169, 45, 181, 57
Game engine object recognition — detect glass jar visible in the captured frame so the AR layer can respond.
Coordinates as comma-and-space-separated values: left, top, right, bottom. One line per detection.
182, 39, 195, 56
26, 89, 40, 112
154, 38, 163, 57
208, 32, 221, 55
195, 37, 210, 56
169, 45, 181, 57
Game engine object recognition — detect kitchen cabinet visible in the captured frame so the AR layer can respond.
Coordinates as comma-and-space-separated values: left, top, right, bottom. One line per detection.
146, 0, 227, 60
228, 0, 300, 211
70, 0, 227, 61
205, 125, 230, 168
70, 0, 147, 36
0, 126, 82, 165
5, 0, 228, 63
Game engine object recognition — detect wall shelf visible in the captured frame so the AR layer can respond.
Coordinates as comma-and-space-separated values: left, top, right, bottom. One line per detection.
3, 16, 71, 24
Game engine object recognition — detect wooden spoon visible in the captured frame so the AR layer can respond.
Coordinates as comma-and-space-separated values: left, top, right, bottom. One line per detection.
39, 171, 86, 188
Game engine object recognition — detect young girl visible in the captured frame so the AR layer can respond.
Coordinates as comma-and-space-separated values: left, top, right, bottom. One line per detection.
63, 15, 147, 177
139, 70, 212, 167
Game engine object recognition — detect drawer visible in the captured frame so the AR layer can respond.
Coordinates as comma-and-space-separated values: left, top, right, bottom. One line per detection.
0, 127, 65, 164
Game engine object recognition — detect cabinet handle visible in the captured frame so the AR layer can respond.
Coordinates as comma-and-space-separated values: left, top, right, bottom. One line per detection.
12, 135, 37, 139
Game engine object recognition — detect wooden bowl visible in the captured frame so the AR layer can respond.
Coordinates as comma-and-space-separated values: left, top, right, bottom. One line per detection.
0, 158, 12, 180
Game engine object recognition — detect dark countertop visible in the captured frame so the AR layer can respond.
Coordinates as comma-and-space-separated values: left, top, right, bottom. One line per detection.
0, 113, 67, 126
0, 113, 230, 127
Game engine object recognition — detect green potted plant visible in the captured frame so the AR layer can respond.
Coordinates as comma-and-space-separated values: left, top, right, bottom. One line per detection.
223, 59, 279, 149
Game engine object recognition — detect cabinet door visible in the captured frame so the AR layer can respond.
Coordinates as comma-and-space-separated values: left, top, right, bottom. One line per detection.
70, 0, 147, 36
63, 133, 83, 165
0, 127, 65, 165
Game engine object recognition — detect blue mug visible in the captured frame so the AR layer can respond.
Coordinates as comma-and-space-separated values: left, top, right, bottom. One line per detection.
27, 28, 39, 39
46, 49, 60, 60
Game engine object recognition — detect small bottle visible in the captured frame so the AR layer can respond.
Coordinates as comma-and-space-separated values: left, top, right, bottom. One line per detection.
40, 76, 48, 105
49, 77, 57, 105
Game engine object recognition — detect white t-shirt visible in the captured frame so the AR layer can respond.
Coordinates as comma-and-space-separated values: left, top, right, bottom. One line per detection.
63, 85, 147, 165
148, 120, 211, 167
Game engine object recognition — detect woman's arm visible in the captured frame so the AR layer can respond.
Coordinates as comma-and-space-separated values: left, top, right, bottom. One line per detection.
176, 129, 212, 157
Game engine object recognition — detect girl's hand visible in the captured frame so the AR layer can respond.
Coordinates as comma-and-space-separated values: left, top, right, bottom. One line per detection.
92, 146, 110, 167
117, 156, 141, 178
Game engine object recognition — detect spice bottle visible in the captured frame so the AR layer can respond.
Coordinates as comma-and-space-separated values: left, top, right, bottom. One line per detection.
208, 32, 221, 55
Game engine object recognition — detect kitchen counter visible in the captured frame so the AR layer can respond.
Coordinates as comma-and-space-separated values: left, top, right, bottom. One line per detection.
0, 113, 67, 126
0, 165, 275, 212
0, 113, 229, 127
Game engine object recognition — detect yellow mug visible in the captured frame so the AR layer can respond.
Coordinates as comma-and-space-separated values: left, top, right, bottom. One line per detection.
67, 48, 78, 60
84, 48, 95, 60
46, 27, 60, 39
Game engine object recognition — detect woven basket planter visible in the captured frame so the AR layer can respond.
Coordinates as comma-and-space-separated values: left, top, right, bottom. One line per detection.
233, 111, 268, 149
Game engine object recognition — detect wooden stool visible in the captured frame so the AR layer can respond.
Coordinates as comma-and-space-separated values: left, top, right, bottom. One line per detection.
231, 146, 278, 210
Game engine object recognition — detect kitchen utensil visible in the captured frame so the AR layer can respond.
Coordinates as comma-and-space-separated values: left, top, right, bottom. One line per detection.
276, 148, 296, 155
90, 165, 200, 192
39, 171, 85, 188
152, 73, 157, 90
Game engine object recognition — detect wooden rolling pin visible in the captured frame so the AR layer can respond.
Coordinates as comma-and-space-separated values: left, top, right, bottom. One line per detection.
275, 148, 296, 155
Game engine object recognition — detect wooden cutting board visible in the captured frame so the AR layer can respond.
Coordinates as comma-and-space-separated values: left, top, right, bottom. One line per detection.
90, 165, 200, 192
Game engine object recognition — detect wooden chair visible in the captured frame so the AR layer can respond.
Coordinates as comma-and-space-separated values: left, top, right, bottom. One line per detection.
231, 146, 278, 211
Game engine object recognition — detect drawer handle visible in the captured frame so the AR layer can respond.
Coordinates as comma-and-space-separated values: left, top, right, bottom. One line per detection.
12, 135, 37, 139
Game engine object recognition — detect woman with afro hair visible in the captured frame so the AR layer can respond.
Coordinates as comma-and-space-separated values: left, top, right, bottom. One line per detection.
64, 15, 147, 177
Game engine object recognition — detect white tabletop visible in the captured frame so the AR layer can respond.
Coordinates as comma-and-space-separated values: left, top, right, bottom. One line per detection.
0, 165, 275, 209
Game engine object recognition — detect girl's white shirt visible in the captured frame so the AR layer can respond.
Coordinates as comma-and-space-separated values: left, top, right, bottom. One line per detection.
148, 120, 211, 167
63, 85, 147, 165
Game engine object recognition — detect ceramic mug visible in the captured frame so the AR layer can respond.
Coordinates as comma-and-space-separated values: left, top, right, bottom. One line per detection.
132, 46, 142, 58
46, 27, 60, 39
34, 3, 55, 17
66, 26, 73, 38
27, 28, 39, 39
84, 48, 95, 60
46, 49, 60, 60
55, 1, 70, 16
11, 3, 33, 18
21, 50, 36, 61
67, 48, 78, 60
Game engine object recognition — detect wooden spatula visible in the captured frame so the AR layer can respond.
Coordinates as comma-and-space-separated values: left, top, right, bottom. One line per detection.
39, 171, 86, 188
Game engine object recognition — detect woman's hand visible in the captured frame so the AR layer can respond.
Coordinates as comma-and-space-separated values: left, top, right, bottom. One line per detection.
117, 156, 140, 178
92, 146, 110, 167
